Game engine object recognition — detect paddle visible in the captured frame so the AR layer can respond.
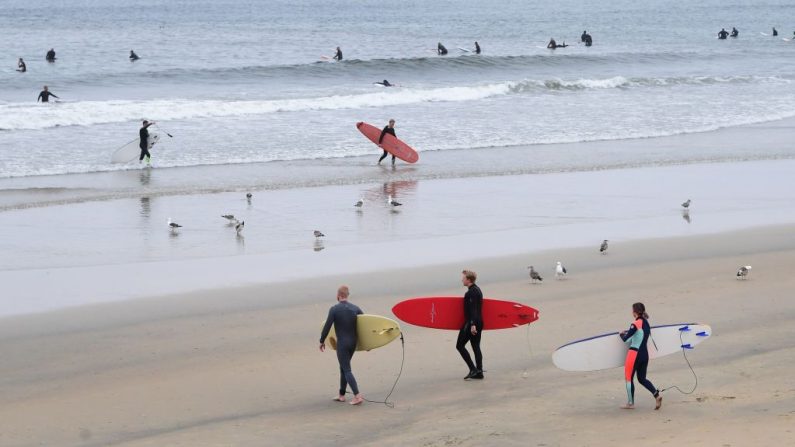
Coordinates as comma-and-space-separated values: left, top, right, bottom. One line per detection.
154, 123, 173, 138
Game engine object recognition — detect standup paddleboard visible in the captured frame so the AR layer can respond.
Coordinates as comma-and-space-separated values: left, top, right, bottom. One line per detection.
111, 134, 159, 163
356, 122, 419, 163
457, 47, 471, 53
392, 297, 539, 330
552, 323, 712, 372
322, 314, 401, 351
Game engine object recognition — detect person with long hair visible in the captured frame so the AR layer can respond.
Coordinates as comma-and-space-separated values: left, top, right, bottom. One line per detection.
619, 302, 662, 410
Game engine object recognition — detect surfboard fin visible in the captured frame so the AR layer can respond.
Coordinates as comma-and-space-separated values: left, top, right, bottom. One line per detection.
681, 343, 694, 349
678, 325, 691, 332
696, 331, 709, 337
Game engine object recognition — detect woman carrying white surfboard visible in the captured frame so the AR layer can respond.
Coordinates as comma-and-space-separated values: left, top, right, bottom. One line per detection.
619, 302, 662, 410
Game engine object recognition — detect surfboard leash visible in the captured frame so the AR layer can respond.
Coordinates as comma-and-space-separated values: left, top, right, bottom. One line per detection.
348, 333, 405, 408
660, 330, 699, 395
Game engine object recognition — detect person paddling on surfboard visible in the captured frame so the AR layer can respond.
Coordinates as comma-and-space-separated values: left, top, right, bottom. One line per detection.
319, 285, 364, 405
37, 85, 58, 103
458, 270, 484, 380
377, 119, 397, 165
332, 46, 343, 61
437, 42, 448, 55
375, 79, 393, 87
619, 302, 662, 410
139, 120, 155, 165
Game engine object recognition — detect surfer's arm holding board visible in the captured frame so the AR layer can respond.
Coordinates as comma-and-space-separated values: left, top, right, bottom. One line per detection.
319, 308, 334, 352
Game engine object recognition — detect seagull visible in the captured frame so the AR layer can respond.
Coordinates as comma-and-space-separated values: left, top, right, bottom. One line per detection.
736, 265, 752, 280
527, 266, 543, 283
387, 195, 402, 207
167, 218, 182, 230
681, 199, 691, 209
600, 240, 609, 255
555, 261, 567, 279
314, 230, 325, 238
222, 214, 236, 221
246, 193, 253, 199
235, 220, 245, 234
354, 198, 364, 208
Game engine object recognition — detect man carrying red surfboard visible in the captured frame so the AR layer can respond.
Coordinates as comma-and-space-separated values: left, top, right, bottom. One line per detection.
377, 119, 397, 165
458, 270, 484, 380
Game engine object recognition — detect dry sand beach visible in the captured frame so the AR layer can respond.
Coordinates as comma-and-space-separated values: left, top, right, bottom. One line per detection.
1, 224, 793, 446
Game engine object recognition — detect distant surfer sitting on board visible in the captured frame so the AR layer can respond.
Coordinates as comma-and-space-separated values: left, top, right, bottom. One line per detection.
319, 285, 364, 405
129, 50, 140, 61
333, 46, 343, 61
37, 85, 58, 102
139, 120, 155, 165
475, 41, 481, 54
437, 42, 448, 55
378, 119, 397, 165
458, 270, 484, 380
718, 28, 729, 39
17, 58, 26, 72
46, 48, 56, 62
619, 302, 662, 410
772, 27, 778, 36
730, 27, 739, 38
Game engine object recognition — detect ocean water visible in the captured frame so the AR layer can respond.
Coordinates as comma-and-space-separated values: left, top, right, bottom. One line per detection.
1, 0, 795, 180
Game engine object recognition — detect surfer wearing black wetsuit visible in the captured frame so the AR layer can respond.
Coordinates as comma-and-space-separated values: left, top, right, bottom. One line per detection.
581, 31, 588, 42
437, 42, 448, 55
37, 85, 58, 102
378, 119, 397, 165
457, 270, 484, 380
319, 286, 364, 405
619, 302, 662, 410
376, 79, 393, 87
130, 50, 139, 61
584, 33, 593, 47
730, 27, 739, 38
139, 120, 155, 164
547, 38, 557, 49
718, 28, 729, 39
333, 46, 343, 61
17, 58, 26, 72
46, 48, 56, 62
773, 27, 778, 36
475, 41, 481, 54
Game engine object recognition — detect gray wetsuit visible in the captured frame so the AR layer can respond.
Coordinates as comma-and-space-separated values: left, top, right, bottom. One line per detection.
320, 301, 363, 395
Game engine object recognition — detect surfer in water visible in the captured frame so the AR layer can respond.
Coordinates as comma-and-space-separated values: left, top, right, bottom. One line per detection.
437, 42, 448, 55
17, 58, 26, 72
772, 27, 778, 36
458, 270, 484, 380
547, 38, 557, 49
139, 120, 155, 165
378, 119, 397, 165
129, 50, 140, 61
730, 27, 739, 38
718, 28, 729, 39
332, 46, 343, 61
474, 41, 481, 54
619, 302, 662, 410
319, 285, 364, 405
581, 30, 588, 42
584, 33, 593, 46
37, 85, 58, 102
375, 79, 393, 87
46, 48, 56, 62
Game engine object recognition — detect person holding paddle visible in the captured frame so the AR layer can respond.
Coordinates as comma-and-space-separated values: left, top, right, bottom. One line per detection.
377, 119, 397, 165
139, 120, 155, 165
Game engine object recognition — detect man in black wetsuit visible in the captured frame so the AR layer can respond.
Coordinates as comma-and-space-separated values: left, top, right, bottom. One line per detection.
17, 58, 26, 72
130, 50, 140, 61
139, 120, 155, 165
773, 27, 778, 36
718, 28, 729, 39
37, 85, 58, 102
437, 42, 448, 55
319, 285, 364, 405
457, 270, 484, 380
333, 46, 343, 61
547, 38, 558, 49
584, 33, 593, 47
475, 41, 481, 54
730, 27, 739, 38
376, 79, 393, 87
378, 119, 397, 165
581, 30, 588, 42
46, 48, 56, 62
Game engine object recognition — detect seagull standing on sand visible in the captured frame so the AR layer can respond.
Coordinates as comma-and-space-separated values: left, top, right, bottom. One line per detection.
235, 220, 245, 234
222, 214, 236, 221
167, 218, 182, 231
600, 240, 609, 255
387, 195, 402, 207
354, 198, 364, 208
528, 266, 543, 283
681, 199, 691, 210
736, 265, 752, 280
555, 261, 567, 279
314, 230, 325, 238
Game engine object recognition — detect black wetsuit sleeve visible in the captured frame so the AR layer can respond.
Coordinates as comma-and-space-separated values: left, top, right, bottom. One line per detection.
320, 307, 335, 343
620, 324, 637, 341
37, 92, 43, 102
51, 93, 59, 99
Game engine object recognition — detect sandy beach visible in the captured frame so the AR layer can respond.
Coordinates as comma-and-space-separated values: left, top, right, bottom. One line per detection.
1, 223, 793, 446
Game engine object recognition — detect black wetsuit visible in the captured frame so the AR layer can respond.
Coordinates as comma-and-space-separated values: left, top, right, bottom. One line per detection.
320, 301, 363, 396
581, 32, 587, 42
378, 126, 396, 164
773, 28, 778, 36
585, 34, 592, 46
17, 61, 26, 72
619, 317, 658, 404
547, 40, 557, 49
37, 90, 58, 102
139, 124, 153, 161
46, 50, 56, 62
456, 284, 484, 373
130, 51, 139, 61
475, 42, 481, 54
731, 28, 739, 38
718, 30, 729, 39
438, 44, 448, 55
333, 48, 343, 61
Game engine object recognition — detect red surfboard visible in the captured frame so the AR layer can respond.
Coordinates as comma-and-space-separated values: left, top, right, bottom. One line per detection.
392, 297, 539, 330
356, 122, 419, 163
